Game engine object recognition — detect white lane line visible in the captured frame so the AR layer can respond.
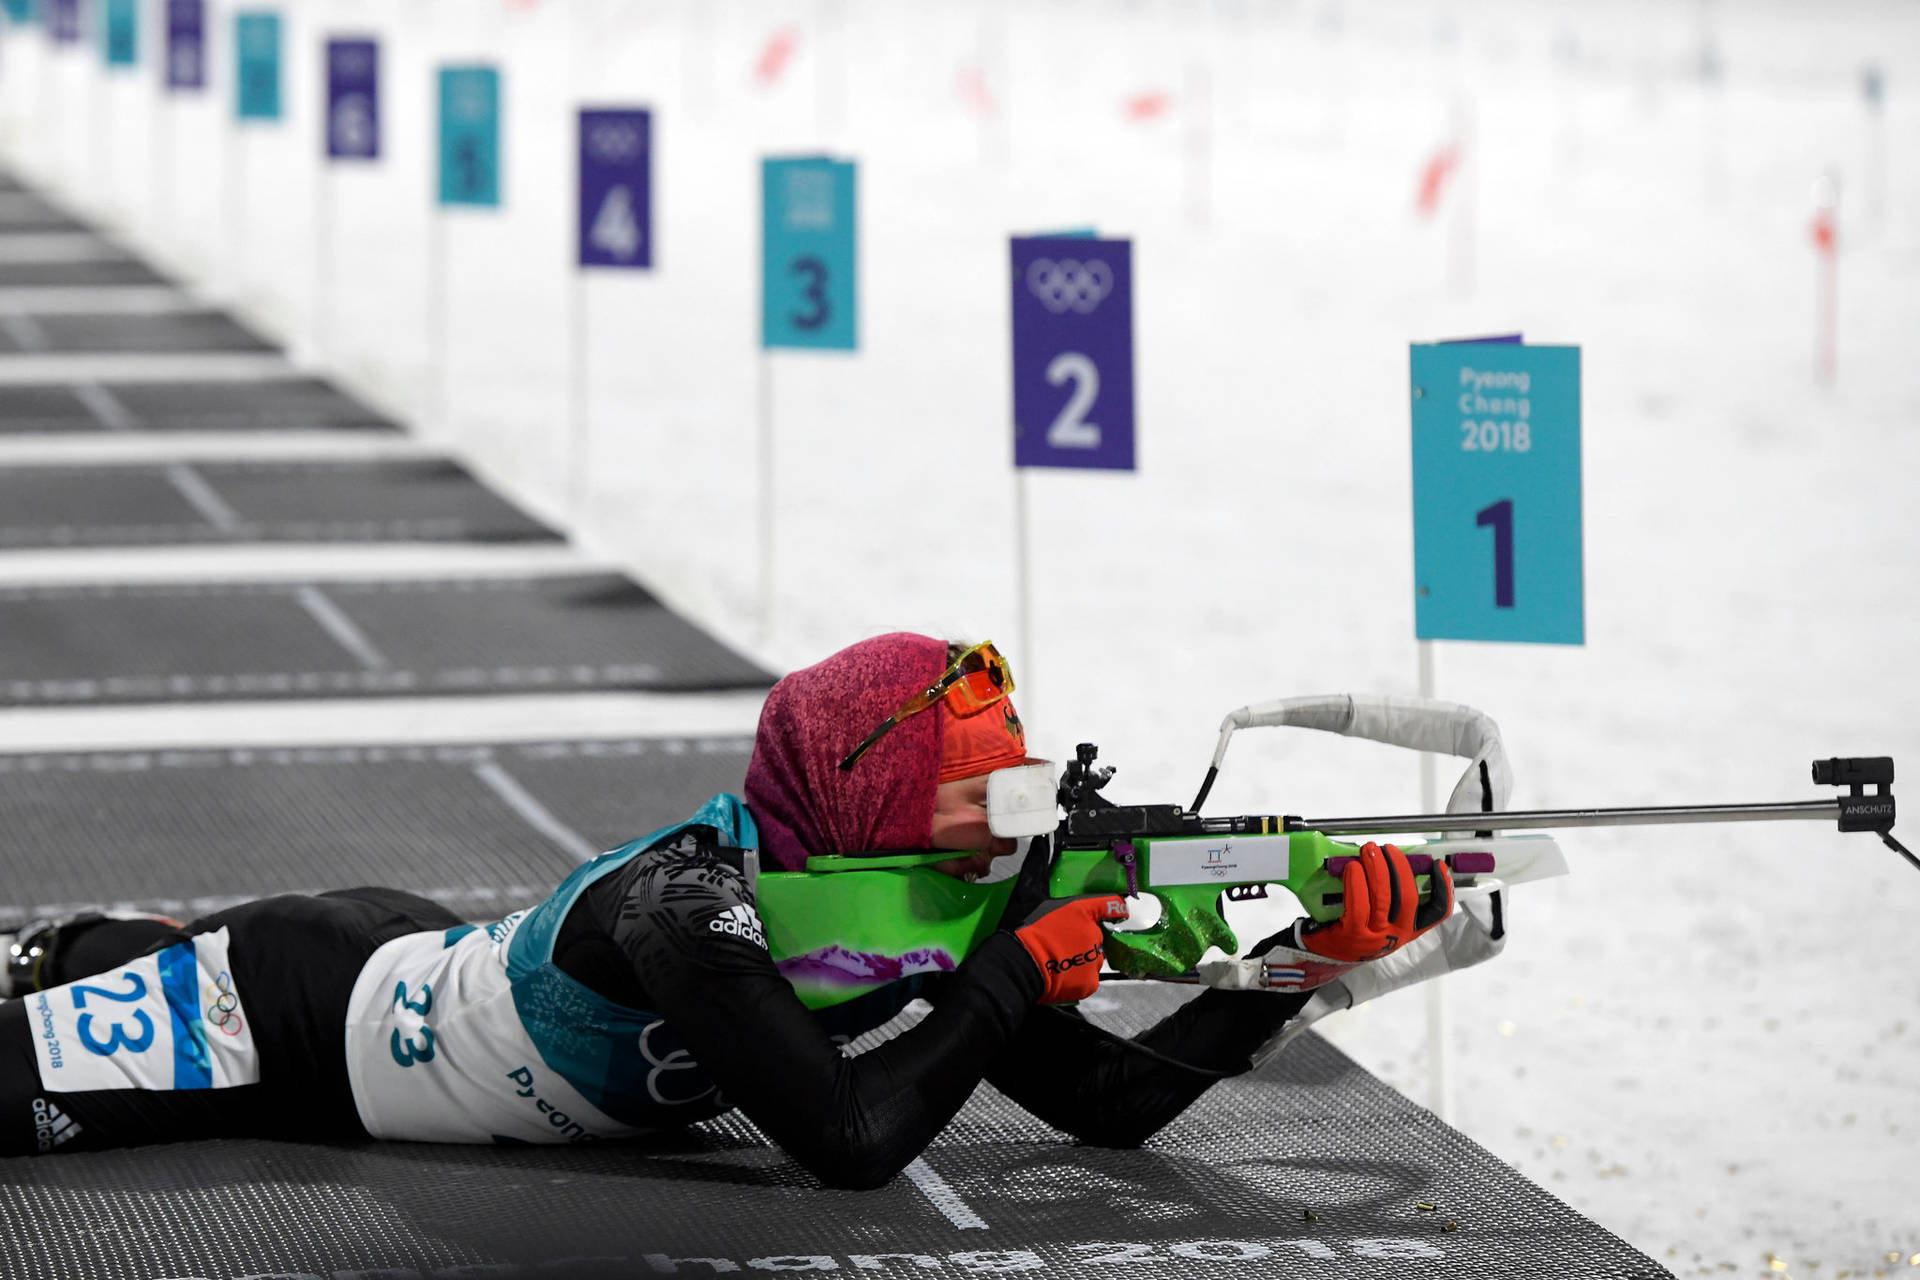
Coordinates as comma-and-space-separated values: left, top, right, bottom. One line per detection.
903, 1158, 990, 1230
163, 463, 242, 532
0, 313, 49, 352
0, 542, 602, 585
0, 692, 767, 754
0, 353, 293, 384
293, 585, 390, 670
472, 760, 606, 864
0, 287, 192, 314
0, 432, 435, 466
70, 381, 140, 431
0, 233, 119, 262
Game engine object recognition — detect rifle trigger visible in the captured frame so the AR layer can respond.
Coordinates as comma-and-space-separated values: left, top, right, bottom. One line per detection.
1115, 841, 1140, 898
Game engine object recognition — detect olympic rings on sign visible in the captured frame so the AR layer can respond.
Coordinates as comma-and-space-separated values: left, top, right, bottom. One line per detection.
1027, 258, 1113, 315
204, 970, 245, 1037
588, 124, 643, 164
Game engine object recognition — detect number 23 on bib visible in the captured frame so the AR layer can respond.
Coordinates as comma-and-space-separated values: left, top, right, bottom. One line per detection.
29, 928, 260, 1093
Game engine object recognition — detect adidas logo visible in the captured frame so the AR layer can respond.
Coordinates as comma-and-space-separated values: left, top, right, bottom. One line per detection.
707, 903, 766, 949
31, 1098, 79, 1152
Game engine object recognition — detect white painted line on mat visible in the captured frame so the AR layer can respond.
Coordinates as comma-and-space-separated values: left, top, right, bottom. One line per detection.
294, 585, 390, 669
472, 760, 607, 863
70, 381, 140, 431
0, 287, 192, 314
903, 1158, 990, 1230
0, 233, 118, 262
0, 353, 293, 384
163, 463, 242, 531
0, 542, 603, 585
0, 432, 437, 466
0, 691, 767, 753
0, 312, 49, 351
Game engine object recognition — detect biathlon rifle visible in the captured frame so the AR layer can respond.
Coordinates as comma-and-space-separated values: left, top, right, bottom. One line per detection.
755, 695, 1909, 1012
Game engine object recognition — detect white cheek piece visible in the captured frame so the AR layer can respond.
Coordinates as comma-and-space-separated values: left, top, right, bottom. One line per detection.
987, 761, 1059, 838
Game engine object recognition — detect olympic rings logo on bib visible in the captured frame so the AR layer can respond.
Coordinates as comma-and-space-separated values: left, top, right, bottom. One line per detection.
1026, 258, 1114, 315
204, 970, 244, 1037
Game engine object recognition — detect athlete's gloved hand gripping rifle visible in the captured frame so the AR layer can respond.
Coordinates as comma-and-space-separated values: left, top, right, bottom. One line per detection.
755, 695, 1911, 1014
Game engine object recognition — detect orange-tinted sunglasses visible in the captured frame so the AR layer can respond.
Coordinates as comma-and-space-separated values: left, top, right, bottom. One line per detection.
837, 640, 1014, 772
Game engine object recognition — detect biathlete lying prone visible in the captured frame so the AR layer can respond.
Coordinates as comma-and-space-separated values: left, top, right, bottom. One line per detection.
0, 633, 1458, 1185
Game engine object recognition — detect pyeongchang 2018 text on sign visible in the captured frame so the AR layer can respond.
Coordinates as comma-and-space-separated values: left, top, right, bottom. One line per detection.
1410, 341, 1583, 645
165, 0, 203, 89
325, 38, 380, 161
1010, 236, 1135, 471
102, 0, 136, 67
438, 66, 501, 207
761, 157, 857, 351
577, 109, 651, 269
235, 11, 281, 121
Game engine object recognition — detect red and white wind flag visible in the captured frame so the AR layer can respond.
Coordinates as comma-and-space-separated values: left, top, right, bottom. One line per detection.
755, 27, 799, 87
1415, 143, 1459, 218
955, 63, 998, 118
1810, 206, 1837, 259
1124, 91, 1172, 122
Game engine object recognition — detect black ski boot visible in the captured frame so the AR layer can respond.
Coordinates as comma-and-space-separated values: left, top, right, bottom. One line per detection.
1, 911, 184, 998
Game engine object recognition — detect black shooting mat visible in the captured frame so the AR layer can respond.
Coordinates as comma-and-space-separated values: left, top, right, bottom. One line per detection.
0, 308, 274, 354
0, 377, 397, 433
0, 257, 171, 288
0, 458, 559, 547
0, 738, 757, 922
0, 573, 774, 704
0, 193, 86, 233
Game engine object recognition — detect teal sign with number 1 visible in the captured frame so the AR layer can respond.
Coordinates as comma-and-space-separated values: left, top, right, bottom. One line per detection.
1411, 341, 1583, 645
761, 156, 857, 351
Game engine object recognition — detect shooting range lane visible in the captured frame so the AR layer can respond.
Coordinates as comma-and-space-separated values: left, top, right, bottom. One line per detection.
0, 190, 89, 233
0, 739, 753, 927
0, 309, 275, 354
0, 458, 558, 547
0, 573, 775, 703
0, 993, 1668, 1278
0, 258, 171, 288
0, 378, 398, 433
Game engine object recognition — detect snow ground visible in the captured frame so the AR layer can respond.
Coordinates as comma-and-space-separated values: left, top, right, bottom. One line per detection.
2, 0, 1917, 1272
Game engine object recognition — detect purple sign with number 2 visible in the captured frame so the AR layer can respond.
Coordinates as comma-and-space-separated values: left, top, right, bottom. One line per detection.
1010, 236, 1135, 472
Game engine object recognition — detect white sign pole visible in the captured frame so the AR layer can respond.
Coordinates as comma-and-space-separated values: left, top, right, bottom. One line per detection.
427, 208, 447, 434
758, 350, 776, 640
567, 272, 589, 519
1416, 637, 1451, 1123
1015, 467, 1033, 718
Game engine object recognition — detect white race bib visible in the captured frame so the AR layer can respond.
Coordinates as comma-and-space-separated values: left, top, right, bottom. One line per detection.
30, 927, 260, 1093
344, 928, 640, 1144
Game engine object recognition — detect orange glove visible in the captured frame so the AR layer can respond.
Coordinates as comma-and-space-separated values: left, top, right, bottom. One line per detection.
1010, 894, 1131, 1004
1298, 841, 1453, 963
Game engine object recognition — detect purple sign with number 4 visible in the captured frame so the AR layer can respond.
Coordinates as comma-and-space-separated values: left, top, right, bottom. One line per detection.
1010, 236, 1135, 472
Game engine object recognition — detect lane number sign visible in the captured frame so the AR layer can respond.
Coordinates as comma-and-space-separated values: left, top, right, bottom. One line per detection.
1010, 235, 1136, 471
761, 156, 857, 351
438, 65, 501, 208
1411, 340, 1583, 644
577, 108, 651, 269
325, 38, 380, 161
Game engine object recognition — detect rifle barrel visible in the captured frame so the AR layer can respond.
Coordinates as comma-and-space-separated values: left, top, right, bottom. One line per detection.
1300, 799, 1841, 836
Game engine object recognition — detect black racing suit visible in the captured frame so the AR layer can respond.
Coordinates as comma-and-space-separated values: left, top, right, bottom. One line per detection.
0, 828, 1308, 1185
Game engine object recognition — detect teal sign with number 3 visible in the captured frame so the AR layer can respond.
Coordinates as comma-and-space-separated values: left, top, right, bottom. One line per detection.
1411, 340, 1583, 645
761, 156, 857, 351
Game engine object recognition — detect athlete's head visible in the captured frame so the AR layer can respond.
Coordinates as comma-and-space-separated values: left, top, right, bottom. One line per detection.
744, 634, 1031, 873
